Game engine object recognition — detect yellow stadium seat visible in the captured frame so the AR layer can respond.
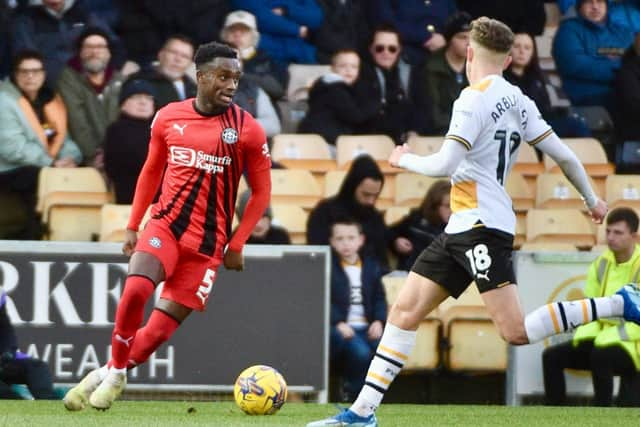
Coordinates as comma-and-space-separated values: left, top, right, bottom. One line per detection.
514, 213, 526, 249
506, 172, 534, 213
512, 143, 544, 193
407, 136, 443, 156
271, 133, 333, 160
99, 204, 132, 242
605, 175, 640, 209
519, 242, 578, 252
271, 204, 308, 244
536, 173, 594, 211
525, 208, 595, 249
543, 138, 614, 177
38, 167, 111, 241
335, 134, 396, 167
394, 173, 439, 207
270, 169, 322, 209
384, 206, 410, 226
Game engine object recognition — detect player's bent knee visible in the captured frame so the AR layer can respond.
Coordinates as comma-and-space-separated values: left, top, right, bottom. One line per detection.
388, 303, 422, 330
499, 326, 528, 345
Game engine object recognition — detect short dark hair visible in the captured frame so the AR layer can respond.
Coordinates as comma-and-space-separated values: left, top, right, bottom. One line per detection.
369, 23, 401, 46
193, 41, 237, 68
330, 216, 363, 236
606, 207, 639, 233
163, 34, 195, 51
12, 49, 44, 73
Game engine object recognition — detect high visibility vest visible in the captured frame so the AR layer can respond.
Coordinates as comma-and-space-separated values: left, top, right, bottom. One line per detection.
573, 246, 640, 369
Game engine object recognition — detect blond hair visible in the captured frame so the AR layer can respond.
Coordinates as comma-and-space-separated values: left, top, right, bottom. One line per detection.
470, 17, 514, 54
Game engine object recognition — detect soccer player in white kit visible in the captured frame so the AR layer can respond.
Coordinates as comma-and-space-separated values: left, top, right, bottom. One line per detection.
308, 17, 640, 427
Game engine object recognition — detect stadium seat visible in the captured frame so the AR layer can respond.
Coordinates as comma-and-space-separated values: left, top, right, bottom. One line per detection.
271, 204, 308, 244
384, 206, 410, 226
535, 173, 593, 211
512, 142, 543, 194
277, 98, 308, 133
382, 273, 441, 370
335, 134, 396, 167
99, 204, 132, 242
543, 138, 614, 180
441, 305, 507, 372
605, 175, 640, 209
518, 242, 578, 252
286, 64, 331, 101
525, 208, 595, 249
37, 167, 110, 241
270, 169, 322, 209
271, 134, 336, 178
394, 173, 438, 207
323, 170, 394, 209
271, 133, 332, 161
407, 135, 443, 156
506, 172, 534, 213
514, 213, 526, 249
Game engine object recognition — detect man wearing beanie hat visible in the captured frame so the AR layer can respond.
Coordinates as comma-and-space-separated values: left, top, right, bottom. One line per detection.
221, 10, 286, 101
104, 79, 156, 204
422, 11, 471, 133
235, 189, 290, 244
57, 26, 125, 167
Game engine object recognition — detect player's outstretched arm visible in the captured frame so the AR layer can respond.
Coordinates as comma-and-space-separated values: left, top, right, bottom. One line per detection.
388, 139, 467, 177
535, 133, 607, 223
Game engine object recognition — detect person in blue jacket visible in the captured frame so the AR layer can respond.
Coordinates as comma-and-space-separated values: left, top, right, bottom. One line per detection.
231, 0, 323, 66
552, 0, 635, 110
329, 217, 387, 401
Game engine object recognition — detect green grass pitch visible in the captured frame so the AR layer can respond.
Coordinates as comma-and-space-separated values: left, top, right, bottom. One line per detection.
1, 401, 639, 426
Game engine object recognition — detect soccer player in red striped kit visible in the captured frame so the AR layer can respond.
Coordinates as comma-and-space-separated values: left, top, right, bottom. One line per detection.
63, 42, 272, 411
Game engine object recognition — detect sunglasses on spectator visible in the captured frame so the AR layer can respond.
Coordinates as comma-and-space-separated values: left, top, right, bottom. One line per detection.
374, 44, 399, 54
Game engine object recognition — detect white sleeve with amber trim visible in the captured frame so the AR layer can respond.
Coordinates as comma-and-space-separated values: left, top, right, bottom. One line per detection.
522, 95, 553, 145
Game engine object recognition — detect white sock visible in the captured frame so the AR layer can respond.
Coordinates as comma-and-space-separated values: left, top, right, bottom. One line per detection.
524, 295, 624, 343
109, 366, 126, 376
97, 365, 109, 381
350, 323, 416, 417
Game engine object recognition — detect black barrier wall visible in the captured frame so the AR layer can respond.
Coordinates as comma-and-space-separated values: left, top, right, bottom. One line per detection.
0, 242, 329, 396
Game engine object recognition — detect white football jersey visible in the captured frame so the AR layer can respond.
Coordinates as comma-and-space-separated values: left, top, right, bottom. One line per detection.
444, 74, 552, 235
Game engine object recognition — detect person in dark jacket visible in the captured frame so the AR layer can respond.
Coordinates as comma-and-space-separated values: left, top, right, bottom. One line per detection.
103, 79, 155, 204
354, 24, 428, 144
307, 154, 390, 270
329, 218, 386, 401
126, 35, 196, 110
312, 0, 370, 64
235, 189, 291, 245
505, 32, 591, 137
0, 287, 57, 399
389, 180, 450, 271
298, 49, 380, 145
614, 32, 640, 143
422, 11, 471, 134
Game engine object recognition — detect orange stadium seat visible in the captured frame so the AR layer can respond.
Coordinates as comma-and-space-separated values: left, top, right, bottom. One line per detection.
394, 172, 439, 207
525, 208, 595, 249
605, 175, 640, 210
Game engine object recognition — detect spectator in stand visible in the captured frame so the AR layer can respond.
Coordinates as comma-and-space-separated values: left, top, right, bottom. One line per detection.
1, 287, 58, 399
234, 56, 282, 139
389, 180, 451, 272
421, 12, 471, 135
614, 33, 640, 143
312, 0, 370, 64
456, 0, 546, 35
220, 10, 287, 102
114, 0, 229, 68
12, 0, 123, 83
0, 49, 82, 240
559, 0, 640, 33
307, 154, 390, 270
354, 24, 428, 144
103, 79, 156, 204
230, 0, 323, 66
552, 0, 635, 111
0, 0, 13, 79
367, 0, 456, 67
82, 0, 119, 28
328, 217, 386, 402
127, 35, 196, 110
505, 32, 591, 138
235, 189, 291, 245
57, 26, 124, 167
298, 49, 380, 146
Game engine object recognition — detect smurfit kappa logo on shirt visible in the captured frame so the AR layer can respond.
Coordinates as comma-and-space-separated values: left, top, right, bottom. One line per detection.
169, 146, 231, 174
